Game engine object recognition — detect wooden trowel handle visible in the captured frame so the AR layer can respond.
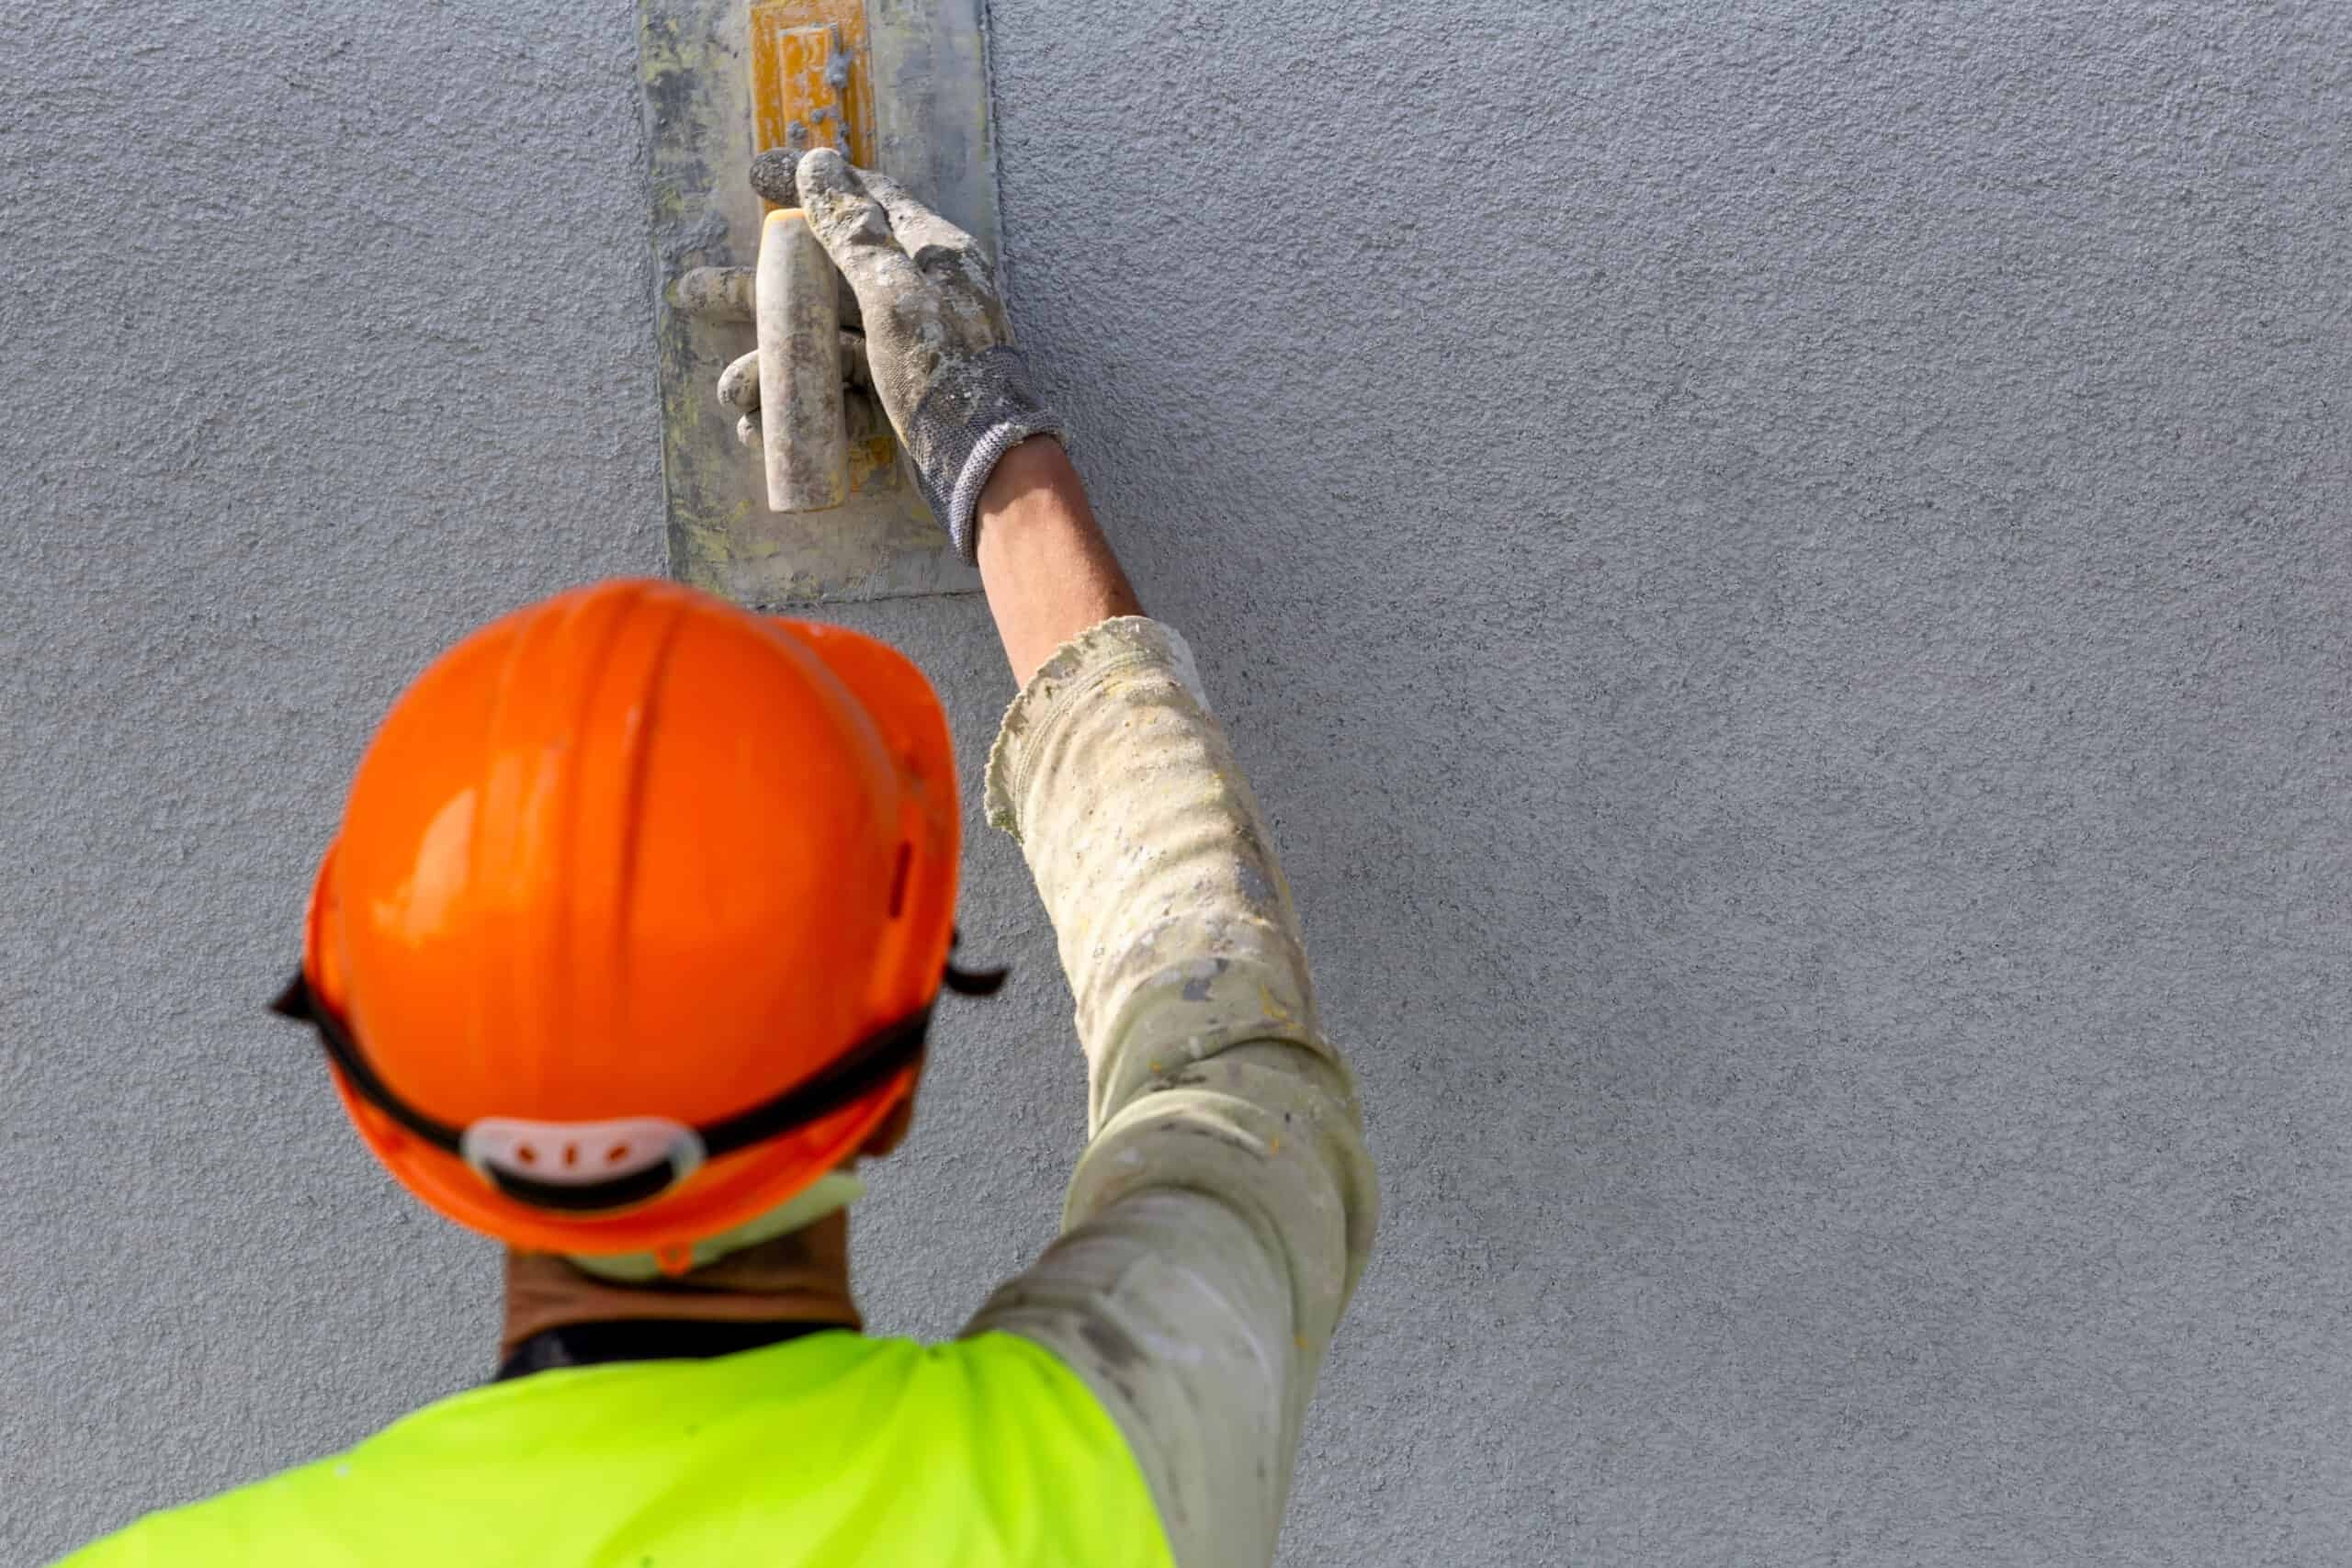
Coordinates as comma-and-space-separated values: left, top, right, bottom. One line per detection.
755, 208, 848, 513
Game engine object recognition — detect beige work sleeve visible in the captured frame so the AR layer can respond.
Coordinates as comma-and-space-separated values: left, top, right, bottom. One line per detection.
963, 617, 1377, 1568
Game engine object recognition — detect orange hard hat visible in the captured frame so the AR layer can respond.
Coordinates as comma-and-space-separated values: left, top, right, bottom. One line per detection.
273, 579, 966, 1269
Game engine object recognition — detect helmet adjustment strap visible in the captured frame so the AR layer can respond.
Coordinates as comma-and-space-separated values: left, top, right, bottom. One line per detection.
269, 976, 933, 1214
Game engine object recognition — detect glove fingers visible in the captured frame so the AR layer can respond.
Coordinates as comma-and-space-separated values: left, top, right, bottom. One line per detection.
855, 169, 1007, 340
748, 148, 801, 209
796, 149, 928, 304
717, 351, 762, 416
745, 397, 882, 452
857, 168, 981, 270
719, 336, 867, 420
755, 151, 867, 333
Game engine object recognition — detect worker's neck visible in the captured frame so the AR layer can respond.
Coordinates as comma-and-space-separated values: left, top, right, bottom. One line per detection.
500, 1211, 861, 1362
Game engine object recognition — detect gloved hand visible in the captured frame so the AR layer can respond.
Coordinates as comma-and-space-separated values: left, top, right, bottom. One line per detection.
716, 147, 1065, 561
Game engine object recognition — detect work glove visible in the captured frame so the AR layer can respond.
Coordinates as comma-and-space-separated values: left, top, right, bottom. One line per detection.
716, 146, 1065, 561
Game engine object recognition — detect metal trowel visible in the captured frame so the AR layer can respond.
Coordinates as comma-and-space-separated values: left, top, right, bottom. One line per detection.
637, 0, 1000, 603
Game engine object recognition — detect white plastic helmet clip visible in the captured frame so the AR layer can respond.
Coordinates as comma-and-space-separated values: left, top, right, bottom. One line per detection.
460, 1116, 707, 1211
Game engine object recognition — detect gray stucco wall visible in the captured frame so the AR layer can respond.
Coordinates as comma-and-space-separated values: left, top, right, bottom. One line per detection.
5, 1, 2347, 1562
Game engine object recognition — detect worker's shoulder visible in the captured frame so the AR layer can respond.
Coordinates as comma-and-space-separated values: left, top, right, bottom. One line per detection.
367, 1329, 1119, 1461
52, 1332, 1172, 1568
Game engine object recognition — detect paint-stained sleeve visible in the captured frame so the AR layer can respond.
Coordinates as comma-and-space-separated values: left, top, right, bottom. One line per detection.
962, 616, 1377, 1568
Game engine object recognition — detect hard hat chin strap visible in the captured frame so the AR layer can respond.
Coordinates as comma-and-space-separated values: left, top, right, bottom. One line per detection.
268, 975, 933, 1215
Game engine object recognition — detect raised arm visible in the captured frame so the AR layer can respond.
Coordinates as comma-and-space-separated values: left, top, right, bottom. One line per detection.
785, 149, 1376, 1568
971, 604, 1376, 1568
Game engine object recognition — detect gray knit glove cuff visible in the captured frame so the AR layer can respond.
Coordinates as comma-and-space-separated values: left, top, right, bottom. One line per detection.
901, 346, 1066, 563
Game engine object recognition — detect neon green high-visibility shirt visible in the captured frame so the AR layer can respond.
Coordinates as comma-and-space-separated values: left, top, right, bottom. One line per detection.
60, 1332, 1174, 1567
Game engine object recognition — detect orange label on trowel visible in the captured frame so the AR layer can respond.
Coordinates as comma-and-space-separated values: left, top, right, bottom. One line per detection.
750, 0, 876, 209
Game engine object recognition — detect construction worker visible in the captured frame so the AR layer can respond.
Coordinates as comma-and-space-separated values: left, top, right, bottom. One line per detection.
56, 148, 1374, 1567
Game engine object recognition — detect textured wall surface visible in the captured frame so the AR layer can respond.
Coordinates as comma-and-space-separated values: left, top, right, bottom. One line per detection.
5, 1, 2347, 1563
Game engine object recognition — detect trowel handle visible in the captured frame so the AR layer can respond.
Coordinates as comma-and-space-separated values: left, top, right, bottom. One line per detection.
755, 208, 849, 513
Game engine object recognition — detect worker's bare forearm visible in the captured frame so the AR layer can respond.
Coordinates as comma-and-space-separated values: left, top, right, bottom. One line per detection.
974, 438, 1140, 684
